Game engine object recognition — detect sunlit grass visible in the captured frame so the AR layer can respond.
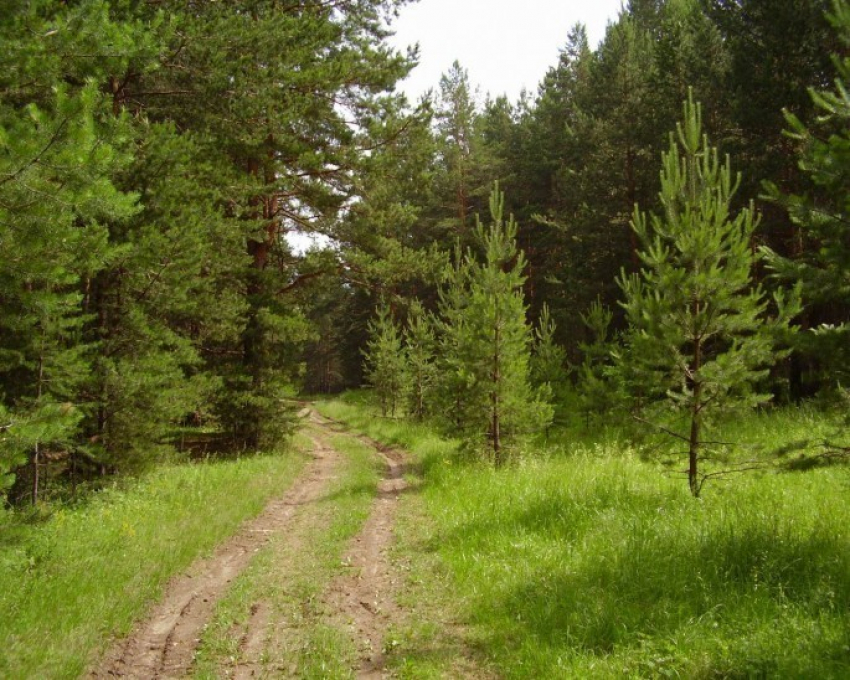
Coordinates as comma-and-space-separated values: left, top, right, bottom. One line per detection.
0, 447, 306, 678
322, 393, 850, 678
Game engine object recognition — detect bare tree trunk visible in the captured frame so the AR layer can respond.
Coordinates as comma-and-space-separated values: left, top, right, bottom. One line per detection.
626, 145, 640, 269
492, 321, 503, 467
689, 324, 703, 498
688, 401, 700, 497
31, 443, 40, 507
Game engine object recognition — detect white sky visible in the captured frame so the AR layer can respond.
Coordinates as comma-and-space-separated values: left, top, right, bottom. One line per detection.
386, 0, 626, 104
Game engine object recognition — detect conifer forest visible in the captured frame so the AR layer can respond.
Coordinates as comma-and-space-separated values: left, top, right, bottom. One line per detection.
1, 1, 850, 677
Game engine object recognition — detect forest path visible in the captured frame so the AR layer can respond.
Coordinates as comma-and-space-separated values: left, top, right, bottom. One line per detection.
92, 408, 409, 679
317, 414, 410, 678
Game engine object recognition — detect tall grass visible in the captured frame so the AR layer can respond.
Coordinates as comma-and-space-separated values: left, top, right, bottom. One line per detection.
321, 394, 850, 678
0, 447, 305, 678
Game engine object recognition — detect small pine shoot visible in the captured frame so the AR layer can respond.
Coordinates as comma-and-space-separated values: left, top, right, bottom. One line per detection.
363, 302, 407, 418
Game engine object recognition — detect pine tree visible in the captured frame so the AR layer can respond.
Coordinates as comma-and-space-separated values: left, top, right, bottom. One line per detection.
363, 303, 407, 418
619, 91, 799, 497
434, 246, 477, 434
404, 300, 437, 421
530, 304, 567, 403
437, 61, 478, 237
576, 298, 619, 422
439, 183, 552, 464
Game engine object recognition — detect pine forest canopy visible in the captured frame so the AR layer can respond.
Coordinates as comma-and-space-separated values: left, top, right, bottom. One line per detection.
1, 0, 849, 499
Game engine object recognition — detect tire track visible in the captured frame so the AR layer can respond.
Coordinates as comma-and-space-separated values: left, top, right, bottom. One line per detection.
92, 429, 340, 679
315, 413, 409, 678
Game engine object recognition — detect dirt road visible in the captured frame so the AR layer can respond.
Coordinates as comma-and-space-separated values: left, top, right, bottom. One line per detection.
93, 410, 408, 679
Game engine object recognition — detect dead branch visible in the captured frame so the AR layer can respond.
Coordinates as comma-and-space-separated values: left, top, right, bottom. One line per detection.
631, 414, 735, 447
632, 414, 690, 443
696, 461, 775, 495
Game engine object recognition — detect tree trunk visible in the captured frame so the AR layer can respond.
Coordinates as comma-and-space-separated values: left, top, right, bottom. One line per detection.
689, 330, 703, 498
688, 402, 700, 497
33, 341, 44, 506
492, 321, 503, 467
625, 145, 641, 269
31, 443, 39, 506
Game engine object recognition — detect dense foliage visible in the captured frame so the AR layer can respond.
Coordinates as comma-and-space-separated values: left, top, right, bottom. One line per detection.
2, 0, 849, 499
0, 0, 415, 501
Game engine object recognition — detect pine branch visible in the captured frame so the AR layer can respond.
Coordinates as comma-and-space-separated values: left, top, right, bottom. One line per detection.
631, 414, 735, 447
130, 90, 195, 97
276, 268, 331, 295
133, 260, 172, 304
631, 414, 689, 443
0, 116, 70, 187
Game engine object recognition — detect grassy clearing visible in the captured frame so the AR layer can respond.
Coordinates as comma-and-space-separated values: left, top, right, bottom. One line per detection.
319, 394, 850, 678
193, 428, 381, 679
0, 444, 306, 679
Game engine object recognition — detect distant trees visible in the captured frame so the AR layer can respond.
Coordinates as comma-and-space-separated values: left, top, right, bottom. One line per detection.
3, 0, 848, 499
763, 0, 850, 385
619, 92, 799, 496
436, 61, 479, 238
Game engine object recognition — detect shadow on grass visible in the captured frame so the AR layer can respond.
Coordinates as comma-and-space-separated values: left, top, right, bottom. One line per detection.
433, 489, 850, 676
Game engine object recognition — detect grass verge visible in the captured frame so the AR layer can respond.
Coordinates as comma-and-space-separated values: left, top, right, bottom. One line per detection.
0, 445, 306, 678
319, 393, 850, 679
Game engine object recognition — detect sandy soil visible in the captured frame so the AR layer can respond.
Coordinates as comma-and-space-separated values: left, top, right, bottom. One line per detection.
317, 416, 409, 678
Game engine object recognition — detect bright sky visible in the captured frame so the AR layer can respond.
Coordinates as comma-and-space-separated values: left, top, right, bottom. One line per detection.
386, 0, 625, 104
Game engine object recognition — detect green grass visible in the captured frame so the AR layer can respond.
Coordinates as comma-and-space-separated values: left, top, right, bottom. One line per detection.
320, 393, 850, 678
0, 446, 306, 678
193, 429, 382, 679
